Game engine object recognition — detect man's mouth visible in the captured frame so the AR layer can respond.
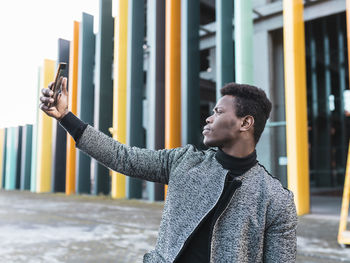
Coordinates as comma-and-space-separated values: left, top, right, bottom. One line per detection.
202, 127, 210, 135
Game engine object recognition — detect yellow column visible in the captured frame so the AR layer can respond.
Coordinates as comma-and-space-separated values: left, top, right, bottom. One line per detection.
165, 0, 181, 196
111, 0, 128, 199
283, 0, 309, 215
36, 59, 55, 193
0, 128, 5, 189
66, 21, 80, 195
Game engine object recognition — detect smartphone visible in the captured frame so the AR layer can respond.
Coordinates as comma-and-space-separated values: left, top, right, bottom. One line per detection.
48, 62, 67, 107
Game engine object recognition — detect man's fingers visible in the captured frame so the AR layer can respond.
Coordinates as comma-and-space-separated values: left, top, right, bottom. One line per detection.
61, 77, 68, 95
40, 96, 54, 104
39, 103, 55, 112
48, 81, 55, 90
42, 88, 53, 97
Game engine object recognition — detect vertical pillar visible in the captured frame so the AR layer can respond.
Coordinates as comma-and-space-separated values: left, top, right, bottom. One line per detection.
93, 0, 114, 195
37, 59, 55, 193
165, 0, 182, 196
66, 21, 79, 195
181, 0, 200, 147
76, 13, 95, 194
5, 127, 18, 190
316, 20, 332, 186
20, 124, 32, 190
283, 0, 310, 215
30, 67, 41, 192
52, 38, 70, 193
112, 0, 128, 199
126, 0, 145, 199
15, 126, 23, 189
234, 0, 253, 84
216, 0, 234, 100
0, 128, 8, 188
0, 128, 5, 189
308, 23, 319, 185
336, 15, 347, 182
146, 0, 166, 201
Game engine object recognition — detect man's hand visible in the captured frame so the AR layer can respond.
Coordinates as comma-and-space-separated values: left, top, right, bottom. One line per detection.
39, 77, 69, 121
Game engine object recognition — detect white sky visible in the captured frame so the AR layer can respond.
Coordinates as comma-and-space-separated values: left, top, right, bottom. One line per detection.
0, 0, 103, 128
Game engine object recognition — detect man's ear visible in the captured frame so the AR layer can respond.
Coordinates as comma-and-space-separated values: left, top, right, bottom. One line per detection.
240, 115, 254, 132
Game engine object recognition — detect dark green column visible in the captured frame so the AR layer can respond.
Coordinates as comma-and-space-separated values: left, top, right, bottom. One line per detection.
1, 128, 7, 188
307, 23, 318, 185
146, 0, 166, 201
316, 20, 332, 186
20, 125, 33, 190
51, 38, 70, 193
181, 0, 200, 147
77, 13, 95, 194
215, 0, 234, 100
126, 0, 145, 199
93, 0, 114, 195
336, 15, 347, 185
15, 126, 23, 189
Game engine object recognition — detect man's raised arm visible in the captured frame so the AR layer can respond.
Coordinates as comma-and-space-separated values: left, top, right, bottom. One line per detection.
39, 77, 186, 184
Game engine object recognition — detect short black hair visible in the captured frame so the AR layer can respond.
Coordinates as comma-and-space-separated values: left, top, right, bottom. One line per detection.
220, 82, 272, 144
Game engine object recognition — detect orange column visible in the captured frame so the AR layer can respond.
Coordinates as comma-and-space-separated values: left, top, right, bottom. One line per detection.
165, 0, 181, 196
66, 21, 80, 195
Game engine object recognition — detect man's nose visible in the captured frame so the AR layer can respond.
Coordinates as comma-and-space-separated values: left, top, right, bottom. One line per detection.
206, 115, 213, 123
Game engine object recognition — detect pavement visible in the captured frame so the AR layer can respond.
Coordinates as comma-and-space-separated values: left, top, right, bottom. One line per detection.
0, 189, 350, 263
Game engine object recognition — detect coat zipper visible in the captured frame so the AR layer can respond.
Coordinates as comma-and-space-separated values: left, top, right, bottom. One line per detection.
173, 173, 230, 262
208, 180, 242, 262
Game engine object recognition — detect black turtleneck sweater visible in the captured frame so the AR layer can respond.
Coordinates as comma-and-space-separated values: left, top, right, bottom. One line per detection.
175, 148, 257, 262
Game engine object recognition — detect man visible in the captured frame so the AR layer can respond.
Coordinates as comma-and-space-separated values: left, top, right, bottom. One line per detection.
40, 78, 297, 262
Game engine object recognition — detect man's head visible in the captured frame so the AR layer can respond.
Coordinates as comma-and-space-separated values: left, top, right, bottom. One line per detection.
203, 83, 272, 149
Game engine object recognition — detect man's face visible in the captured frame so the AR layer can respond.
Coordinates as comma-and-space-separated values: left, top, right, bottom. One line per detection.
203, 95, 242, 148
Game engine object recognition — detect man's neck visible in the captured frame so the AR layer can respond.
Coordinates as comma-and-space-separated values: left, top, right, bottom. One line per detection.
220, 141, 255, 158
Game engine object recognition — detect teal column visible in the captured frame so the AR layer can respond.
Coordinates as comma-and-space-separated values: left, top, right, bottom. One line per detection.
146, 0, 165, 201
15, 126, 23, 189
77, 13, 95, 194
93, 0, 114, 195
1, 128, 7, 188
126, 0, 145, 199
31, 67, 41, 192
20, 125, 33, 190
5, 127, 18, 190
181, 0, 200, 147
234, 0, 253, 84
52, 38, 70, 193
216, 0, 234, 100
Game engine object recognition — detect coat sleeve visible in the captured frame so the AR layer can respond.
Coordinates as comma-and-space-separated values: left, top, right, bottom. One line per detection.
76, 125, 189, 184
263, 190, 298, 262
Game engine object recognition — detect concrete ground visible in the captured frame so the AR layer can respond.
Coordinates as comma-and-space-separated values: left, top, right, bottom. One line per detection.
0, 189, 349, 263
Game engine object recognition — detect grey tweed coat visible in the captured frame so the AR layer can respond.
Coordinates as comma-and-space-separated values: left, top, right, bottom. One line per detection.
76, 125, 297, 263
